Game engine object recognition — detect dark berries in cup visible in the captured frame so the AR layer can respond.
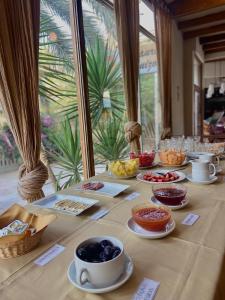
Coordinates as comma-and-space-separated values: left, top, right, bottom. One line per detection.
77, 240, 121, 263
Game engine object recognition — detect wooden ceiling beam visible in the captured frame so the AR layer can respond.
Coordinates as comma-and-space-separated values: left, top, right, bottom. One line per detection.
169, 0, 225, 17
178, 11, 225, 30
183, 23, 225, 39
203, 41, 225, 50
205, 57, 225, 62
205, 46, 225, 54
200, 33, 225, 44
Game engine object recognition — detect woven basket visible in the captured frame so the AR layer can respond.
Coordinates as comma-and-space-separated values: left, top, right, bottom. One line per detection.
0, 227, 46, 259
0, 204, 56, 259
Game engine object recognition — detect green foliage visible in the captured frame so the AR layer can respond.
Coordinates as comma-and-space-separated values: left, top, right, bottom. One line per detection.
63, 40, 125, 126
94, 118, 128, 162
49, 118, 82, 190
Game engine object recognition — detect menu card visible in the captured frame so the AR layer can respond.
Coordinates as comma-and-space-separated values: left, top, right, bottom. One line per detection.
133, 278, 160, 300
182, 213, 200, 226
34, 244, 65, 266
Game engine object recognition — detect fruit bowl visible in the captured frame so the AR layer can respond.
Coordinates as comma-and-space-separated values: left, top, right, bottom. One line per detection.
159, 149, 186, 166
108, 159, 138, 178
130, 151, 155, 168
132, 204, 171, 231
152, 184, 187, 206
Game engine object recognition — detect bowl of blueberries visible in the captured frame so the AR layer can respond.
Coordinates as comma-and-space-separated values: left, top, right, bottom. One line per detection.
74, 236, 125, 288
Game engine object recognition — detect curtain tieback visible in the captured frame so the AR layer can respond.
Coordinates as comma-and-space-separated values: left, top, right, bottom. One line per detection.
124, 121, 142, 143
124, 121, 142, 153
18, 161, 48, 202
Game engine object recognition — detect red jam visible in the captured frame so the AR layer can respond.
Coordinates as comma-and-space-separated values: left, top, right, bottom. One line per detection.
154, 188, 186, 206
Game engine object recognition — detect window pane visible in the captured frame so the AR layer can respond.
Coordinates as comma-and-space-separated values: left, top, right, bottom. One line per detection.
140, 1, 155, 36
39, 0, 81, 191
82, 0, 128, 174
139, 33, 161, 150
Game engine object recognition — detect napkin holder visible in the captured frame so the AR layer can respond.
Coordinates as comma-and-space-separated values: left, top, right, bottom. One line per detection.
0, 204, 56, 259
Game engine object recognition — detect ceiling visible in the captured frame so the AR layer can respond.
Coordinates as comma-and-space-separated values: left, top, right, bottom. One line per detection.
165, 0, 225, 57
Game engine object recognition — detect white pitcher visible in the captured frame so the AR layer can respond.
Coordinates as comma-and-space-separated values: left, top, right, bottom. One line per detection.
191, 159, 216, 182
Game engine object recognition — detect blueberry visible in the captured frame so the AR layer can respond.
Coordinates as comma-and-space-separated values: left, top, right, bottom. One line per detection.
77, 247, 88, 260
104, 245, 114, 257
99, 251, 108, 262
114, 246, 121, 252
112, 249, 121, 259
100, 240, 113, 249
86, 243, 101, 259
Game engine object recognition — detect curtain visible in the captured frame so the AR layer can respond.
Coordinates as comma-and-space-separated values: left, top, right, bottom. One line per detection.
0, 0, 48, 202
153, 1, 172, 138
114, 0, 141, 152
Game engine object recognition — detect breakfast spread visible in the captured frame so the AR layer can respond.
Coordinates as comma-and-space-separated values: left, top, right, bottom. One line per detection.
143, 171, 179, 182
54, 200, 90, 214
159, 149, 186, 166
77, 239, 121, 263
132, 204, 171, 231
82, 182, 104, 191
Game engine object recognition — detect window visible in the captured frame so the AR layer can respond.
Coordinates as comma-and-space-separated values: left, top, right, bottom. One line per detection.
140, 1, 155, 35
39, 0, 81, 191
139, 2, 160, 151
82, 0, 128, 174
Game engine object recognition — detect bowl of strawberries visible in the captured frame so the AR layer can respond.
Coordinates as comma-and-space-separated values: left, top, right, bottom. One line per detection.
130, 151, 155, 168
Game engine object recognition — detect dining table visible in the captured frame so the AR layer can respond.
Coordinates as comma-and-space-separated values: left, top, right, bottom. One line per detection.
0, 162, 225, 300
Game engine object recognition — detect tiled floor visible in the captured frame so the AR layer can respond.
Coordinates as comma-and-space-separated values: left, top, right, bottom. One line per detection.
0, 169, 54, 212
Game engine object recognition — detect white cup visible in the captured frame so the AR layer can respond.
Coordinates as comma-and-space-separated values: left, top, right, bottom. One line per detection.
198, 152, 220, 167
74, 236, 125, 288
191, 159, 216, 181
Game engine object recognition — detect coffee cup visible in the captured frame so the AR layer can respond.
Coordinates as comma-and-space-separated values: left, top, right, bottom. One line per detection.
74, 236, 125, 288
191, 159, 216, 182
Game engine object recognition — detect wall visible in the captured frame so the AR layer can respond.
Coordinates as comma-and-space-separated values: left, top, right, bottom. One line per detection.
183, 37, 204, 135
171, 20, 184, 135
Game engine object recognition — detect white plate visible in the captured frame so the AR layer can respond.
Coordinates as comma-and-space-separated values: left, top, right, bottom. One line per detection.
136, 171, 186, 184
139, 162, 159, 170
32, 194, 99, 216
150, 196, 190, 210
67, 254, 133, 294
74, 181, 130, 198
159, 161, 189, 168
186, 174, 218, 185
127, 218, 175, 239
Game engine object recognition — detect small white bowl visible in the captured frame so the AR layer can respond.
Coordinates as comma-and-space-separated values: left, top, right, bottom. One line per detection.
74, 236, 125, 288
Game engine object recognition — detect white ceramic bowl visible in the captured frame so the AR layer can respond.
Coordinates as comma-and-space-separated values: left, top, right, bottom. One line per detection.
74, 236, 125, 288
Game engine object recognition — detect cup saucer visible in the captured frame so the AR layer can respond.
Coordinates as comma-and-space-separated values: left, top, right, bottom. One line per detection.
150, 196, 190, 210
67, 254, 133, 294
127, 217, 175, 239
186, 174, 218, 185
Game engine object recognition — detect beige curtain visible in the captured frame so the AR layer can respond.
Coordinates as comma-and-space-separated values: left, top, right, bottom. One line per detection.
0, 0, 48, 202
114, 0, 141, 151
153, 1, 172, 138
